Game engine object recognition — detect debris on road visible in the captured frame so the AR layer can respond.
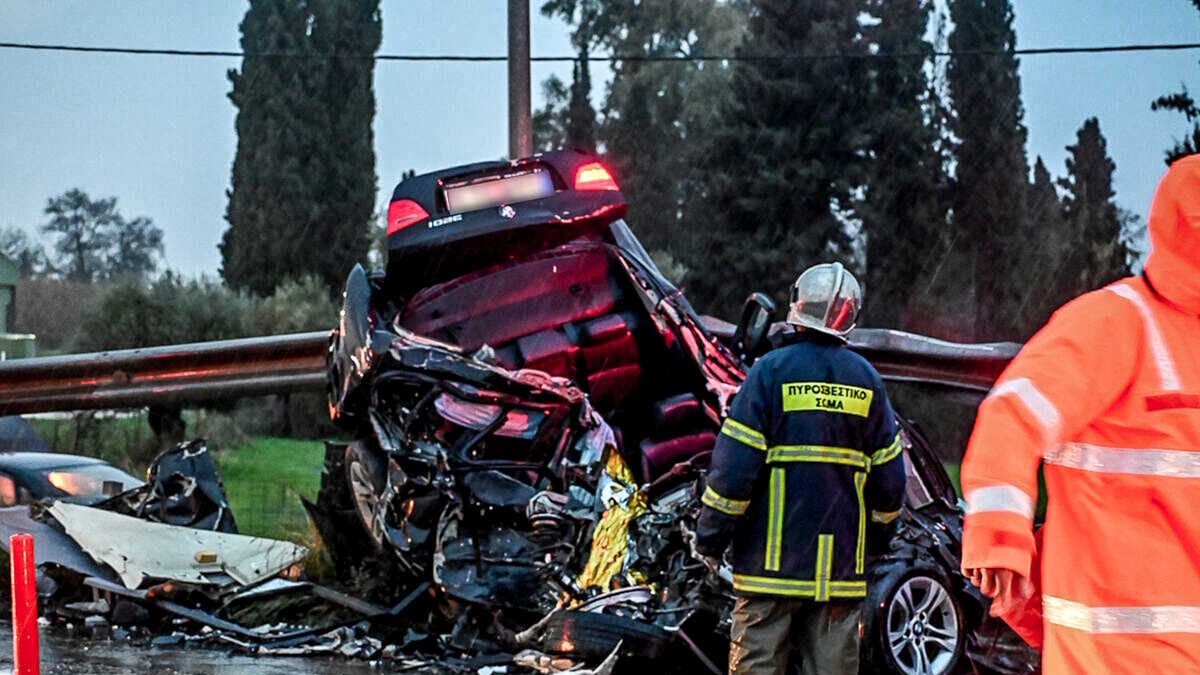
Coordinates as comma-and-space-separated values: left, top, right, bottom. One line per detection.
49, 502, 306, 589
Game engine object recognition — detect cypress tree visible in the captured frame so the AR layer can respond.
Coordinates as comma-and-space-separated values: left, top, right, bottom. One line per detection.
688, 0, 871, 317
860, 0, 949, 331
1055, 118, 1130, 297
222, 0, 312, 295
1013, 156, 1064, 336
947, 0, 1029, 340
565, 48, 597, 152
223, 0, 380, 296
308, 0, 381, 293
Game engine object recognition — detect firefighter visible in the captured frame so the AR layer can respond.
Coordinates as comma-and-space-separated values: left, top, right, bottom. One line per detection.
694, 262, 907, 675
961, 153, 1200, 672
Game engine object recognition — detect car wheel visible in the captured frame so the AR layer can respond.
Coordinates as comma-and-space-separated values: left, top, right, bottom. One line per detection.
539, 610, 673, 662
344, 440, 388, 551
867, 568, 964, 675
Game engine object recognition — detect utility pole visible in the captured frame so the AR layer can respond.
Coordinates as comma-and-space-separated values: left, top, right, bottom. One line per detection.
507, 0, 532, 158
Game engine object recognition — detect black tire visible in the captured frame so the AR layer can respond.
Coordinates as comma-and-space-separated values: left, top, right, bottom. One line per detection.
344, 440, 388, 552
862, 565, 965, 675
308, 441, 369, 574
540, 610, 673, 662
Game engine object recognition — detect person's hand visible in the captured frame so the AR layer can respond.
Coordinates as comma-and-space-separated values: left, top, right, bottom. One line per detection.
965, 567, 1035, 617
680, 525, 722, 577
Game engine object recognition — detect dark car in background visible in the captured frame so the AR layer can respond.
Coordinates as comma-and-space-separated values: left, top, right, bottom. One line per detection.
0, 452, 143, 506
316, 150, 1036, 674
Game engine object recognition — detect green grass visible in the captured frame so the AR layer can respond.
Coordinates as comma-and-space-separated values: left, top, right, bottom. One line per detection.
943, 462, 962, 497
214, 437, 326, 543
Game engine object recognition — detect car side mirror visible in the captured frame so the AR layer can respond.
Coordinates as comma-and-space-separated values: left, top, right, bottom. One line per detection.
732, 292, 776, 364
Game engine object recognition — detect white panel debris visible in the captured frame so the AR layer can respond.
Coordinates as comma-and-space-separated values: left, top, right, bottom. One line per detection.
48, 501, 308, 589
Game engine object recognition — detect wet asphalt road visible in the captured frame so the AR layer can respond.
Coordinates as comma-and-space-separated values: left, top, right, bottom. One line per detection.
0, 625, 401, 675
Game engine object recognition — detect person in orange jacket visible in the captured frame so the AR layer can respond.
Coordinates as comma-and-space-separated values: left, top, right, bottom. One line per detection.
961, 153, 1200, 673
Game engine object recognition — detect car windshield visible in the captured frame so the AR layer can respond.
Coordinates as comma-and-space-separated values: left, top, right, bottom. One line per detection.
45, 464, 143, 498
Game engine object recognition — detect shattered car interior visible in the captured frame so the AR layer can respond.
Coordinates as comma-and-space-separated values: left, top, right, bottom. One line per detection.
306, 150, 1039, 674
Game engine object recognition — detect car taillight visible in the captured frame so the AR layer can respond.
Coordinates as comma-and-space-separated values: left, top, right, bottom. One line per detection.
574, 162, 619, 191
387, 199, 429, 235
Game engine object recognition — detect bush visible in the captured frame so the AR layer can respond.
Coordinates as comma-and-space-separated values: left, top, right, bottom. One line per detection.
246, 275, 338, 336
79, 273, 251, 351
12, 278, 112, 353
78, 273, 337, 352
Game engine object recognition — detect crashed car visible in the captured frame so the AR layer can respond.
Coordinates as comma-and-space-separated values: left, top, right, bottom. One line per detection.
317, 150, 1035, 674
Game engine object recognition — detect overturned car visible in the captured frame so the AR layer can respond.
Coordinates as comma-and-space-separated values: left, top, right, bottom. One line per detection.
315, 150, 1035, 674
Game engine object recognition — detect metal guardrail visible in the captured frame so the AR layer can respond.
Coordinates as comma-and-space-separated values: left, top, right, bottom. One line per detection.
699, 317, 1019, 393
0, 332, 328, 415
848, 328, 1019, 392
0, 325, 1019, 416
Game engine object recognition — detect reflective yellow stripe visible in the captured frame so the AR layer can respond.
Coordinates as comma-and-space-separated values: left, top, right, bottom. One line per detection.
871, 509, 901, 524
720, 418, 767, 451
764, 468, 784, 571
853, 472, 867, 574
701, 485, 749, 516
732, 574, 867, 599
815, 534, 834, 601
871, 433, 902, 466
766, 445, 869, 469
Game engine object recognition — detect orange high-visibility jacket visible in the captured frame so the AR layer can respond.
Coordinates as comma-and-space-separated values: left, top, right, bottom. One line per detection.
962, 154, 1200, 674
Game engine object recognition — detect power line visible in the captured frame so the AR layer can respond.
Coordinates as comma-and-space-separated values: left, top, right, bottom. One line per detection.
2, 40, 1200, 62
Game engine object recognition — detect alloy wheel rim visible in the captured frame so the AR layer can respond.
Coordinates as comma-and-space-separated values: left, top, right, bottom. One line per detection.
348, 459, 383, 544
885, 575, 959, 675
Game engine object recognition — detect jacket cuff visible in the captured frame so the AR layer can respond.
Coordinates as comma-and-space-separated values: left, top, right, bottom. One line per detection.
962, 515, 1035, 580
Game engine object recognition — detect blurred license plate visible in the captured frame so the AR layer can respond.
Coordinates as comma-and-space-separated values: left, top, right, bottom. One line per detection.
443, 170, 555, 214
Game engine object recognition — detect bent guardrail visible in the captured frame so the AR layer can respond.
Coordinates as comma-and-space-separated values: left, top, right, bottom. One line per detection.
0, 332, 328, 415
0, 327, 1019, 416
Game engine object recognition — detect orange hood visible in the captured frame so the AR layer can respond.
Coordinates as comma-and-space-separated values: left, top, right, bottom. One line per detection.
1145, 154, 1200, 314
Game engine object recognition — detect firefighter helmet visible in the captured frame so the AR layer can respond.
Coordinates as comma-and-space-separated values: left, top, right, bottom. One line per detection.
786, 262, 862, 339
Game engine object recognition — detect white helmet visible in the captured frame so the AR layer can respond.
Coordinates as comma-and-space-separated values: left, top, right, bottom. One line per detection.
786, 262, 862, 340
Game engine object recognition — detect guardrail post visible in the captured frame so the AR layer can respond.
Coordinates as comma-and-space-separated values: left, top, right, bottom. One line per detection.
10, 533, 39, 675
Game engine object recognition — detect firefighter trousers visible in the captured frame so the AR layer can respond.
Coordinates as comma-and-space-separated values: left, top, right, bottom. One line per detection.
729, 595, 861, 675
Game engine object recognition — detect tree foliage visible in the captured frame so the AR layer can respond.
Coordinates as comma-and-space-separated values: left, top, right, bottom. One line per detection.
0, 227, 49, 278
540, 0, 1141, 341
947, 0, 1029, 340
223, 0, 380, 296
39, 188, 164, 282
859, 0, 951, 331
1152, 0, 1199, 166
79, 274, 336, 352
540, 0, 748, 261
686, 0, 873, 317
1054, 118, 1131, 296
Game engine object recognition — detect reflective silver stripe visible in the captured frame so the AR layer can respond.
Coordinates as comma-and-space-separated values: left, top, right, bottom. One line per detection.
1044, 595, 1200, 634
1045, 443, 1200, 478
987, 378, 1062, 440
964, 484, 1034, 519
1108, 284, 1182, 392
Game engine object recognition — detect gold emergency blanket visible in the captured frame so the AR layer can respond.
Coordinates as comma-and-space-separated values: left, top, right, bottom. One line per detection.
574, 447, 646, 593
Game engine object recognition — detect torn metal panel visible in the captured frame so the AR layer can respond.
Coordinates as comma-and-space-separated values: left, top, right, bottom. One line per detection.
136, 440, 238, 532
50, 502, 306, 589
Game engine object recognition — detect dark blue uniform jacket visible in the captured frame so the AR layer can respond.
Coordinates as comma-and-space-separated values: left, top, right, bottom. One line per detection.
695, 331, 906, 600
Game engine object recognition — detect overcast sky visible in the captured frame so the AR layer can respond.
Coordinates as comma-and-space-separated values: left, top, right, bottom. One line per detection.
1, 1, 1198, 277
